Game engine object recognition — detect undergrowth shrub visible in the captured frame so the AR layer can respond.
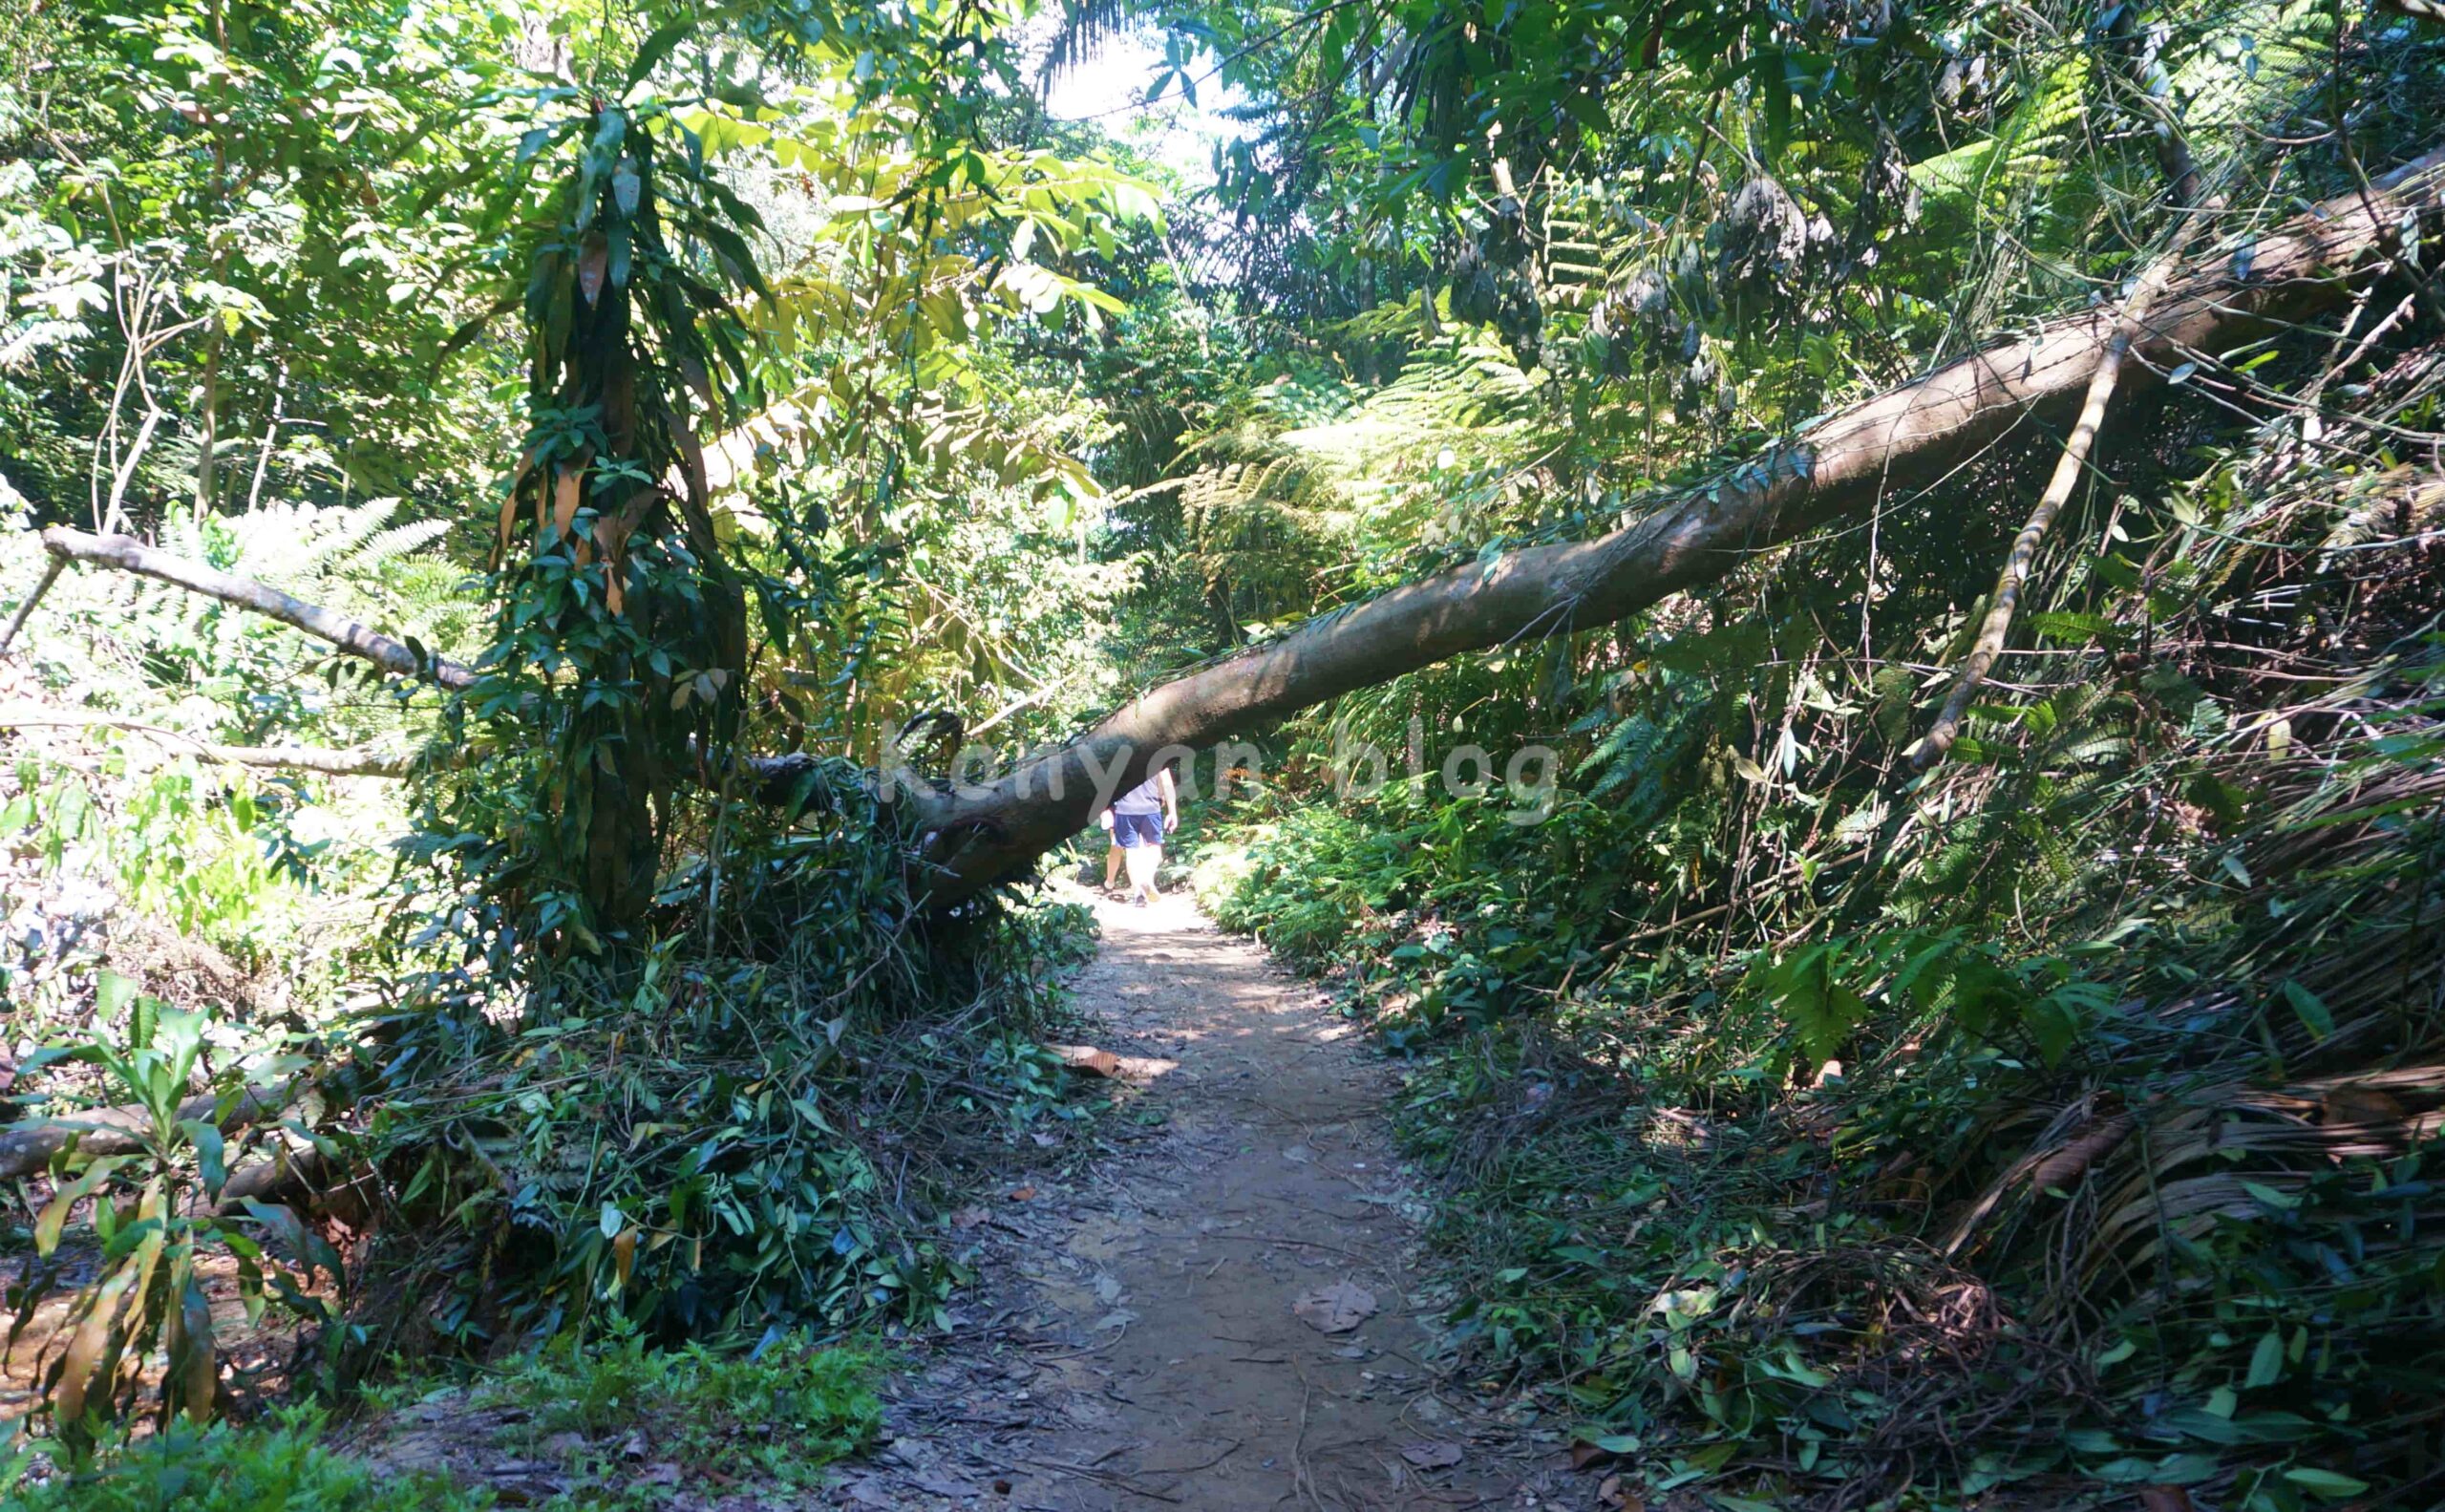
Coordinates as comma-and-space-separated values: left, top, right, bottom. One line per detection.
481, 1323, 882, 1480
0, 1408, 488, 1512
1197, 444, 2445, 1508
364, 761, 1096, 1352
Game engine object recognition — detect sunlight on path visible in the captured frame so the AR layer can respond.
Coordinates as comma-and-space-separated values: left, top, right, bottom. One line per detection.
829, 892, 1562, 1511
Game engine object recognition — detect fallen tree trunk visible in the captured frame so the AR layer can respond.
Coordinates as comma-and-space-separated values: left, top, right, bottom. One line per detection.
0, 1085, 287, 1180
903, 148, 2445, 898
38, 151, 2445, 906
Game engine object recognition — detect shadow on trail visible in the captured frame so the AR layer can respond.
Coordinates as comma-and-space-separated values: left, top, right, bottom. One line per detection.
833, 892, 1562, 1511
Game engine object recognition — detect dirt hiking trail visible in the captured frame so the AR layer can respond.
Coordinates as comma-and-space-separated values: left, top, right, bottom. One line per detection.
835, 892, 1568, 1511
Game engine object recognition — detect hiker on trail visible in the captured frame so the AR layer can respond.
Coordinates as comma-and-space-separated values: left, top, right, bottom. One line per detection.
1098, 765, 1179, 905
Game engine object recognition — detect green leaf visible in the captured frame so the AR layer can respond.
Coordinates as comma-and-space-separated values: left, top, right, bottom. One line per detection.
181, 1118, 227, 1197
625, 16, 694, 94
2282, 979, 2334, 1039
1682, 1440, 1738, 1472
1574, 1433, 1643, 1454
96, 969, 138, 1029
1761, 73, 1791, 161
2025, 994, 2082, 1067
2281, 1468, 2369, 1499
2243, 1180, 2301, 1211
1949, 957, 2024, 1037
2243, 1329, 2285, 1388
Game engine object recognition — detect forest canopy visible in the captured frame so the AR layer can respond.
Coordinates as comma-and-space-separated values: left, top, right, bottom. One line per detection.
1, 0, 2442, 1504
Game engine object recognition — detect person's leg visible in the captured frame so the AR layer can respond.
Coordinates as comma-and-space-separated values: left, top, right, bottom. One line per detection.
1124, 841, 1159, 902
1103, 842, 1125, 890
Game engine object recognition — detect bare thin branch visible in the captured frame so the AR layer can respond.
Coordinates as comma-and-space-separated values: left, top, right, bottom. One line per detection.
40, 526, 477, 690
0, 704, 431, 777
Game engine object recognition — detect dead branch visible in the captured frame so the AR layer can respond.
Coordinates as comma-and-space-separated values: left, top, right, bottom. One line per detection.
0, 1086, 287, 1181
1910, 215, 2209, 769
0, 560, 66, 656
38, 527, 477, 691
0, 704, 433, 777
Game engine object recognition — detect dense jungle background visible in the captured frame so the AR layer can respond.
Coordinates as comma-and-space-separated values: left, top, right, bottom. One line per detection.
1, 0, 2442, 1504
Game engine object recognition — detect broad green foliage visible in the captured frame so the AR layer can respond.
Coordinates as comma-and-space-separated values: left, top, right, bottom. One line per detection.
405, 3, 1166, 937
450, 88, 764, 935
0, 1408, 489, 1512
3, 0, 2443, 1501
1162, 0, 2445, 1503
380, 761, 1095, 1341
0, 0, 539, 520
478, 1324, 882, 1486
1202, 604, 2445, 1504
373, 1, 1144, 1311
0, 498, 456, 1011
3, 0, 1141, 1428
12, 980, 343, 1445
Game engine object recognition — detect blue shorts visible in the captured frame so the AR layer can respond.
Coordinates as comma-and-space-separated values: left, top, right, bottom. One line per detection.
1112, 809, 1165, 849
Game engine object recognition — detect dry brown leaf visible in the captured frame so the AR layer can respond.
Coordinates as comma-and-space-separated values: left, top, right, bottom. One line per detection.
2322, 1084, 2406, 1127
2138, 1489, 2195, 1512
1047, 1043, 1123, 1077
1008, 1185, 1036, 1202
1291, 1279, 1376, 1333
1044, 1043, 1179, 1081
170, 1280, 216, 1422
577, 233, 609, 307
550, 467, 582, 543
1399, 1441, 1463, 1469
1596, 1475, 1643, 1511
2027, 1114, 2135, 1193
591, 515, 627, 613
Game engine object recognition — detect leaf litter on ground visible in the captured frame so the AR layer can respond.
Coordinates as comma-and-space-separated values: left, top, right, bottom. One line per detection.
1291, 1279, 1376, 1333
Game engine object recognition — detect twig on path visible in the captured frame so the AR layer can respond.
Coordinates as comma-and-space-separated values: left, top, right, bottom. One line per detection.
1018, 1457, 1184, 1504
1288, 1355, 1322, 1512
1143, 1438, 1243, 1475
1199, 1232, 1376, 1264
1024, 1324, 1127, 1362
